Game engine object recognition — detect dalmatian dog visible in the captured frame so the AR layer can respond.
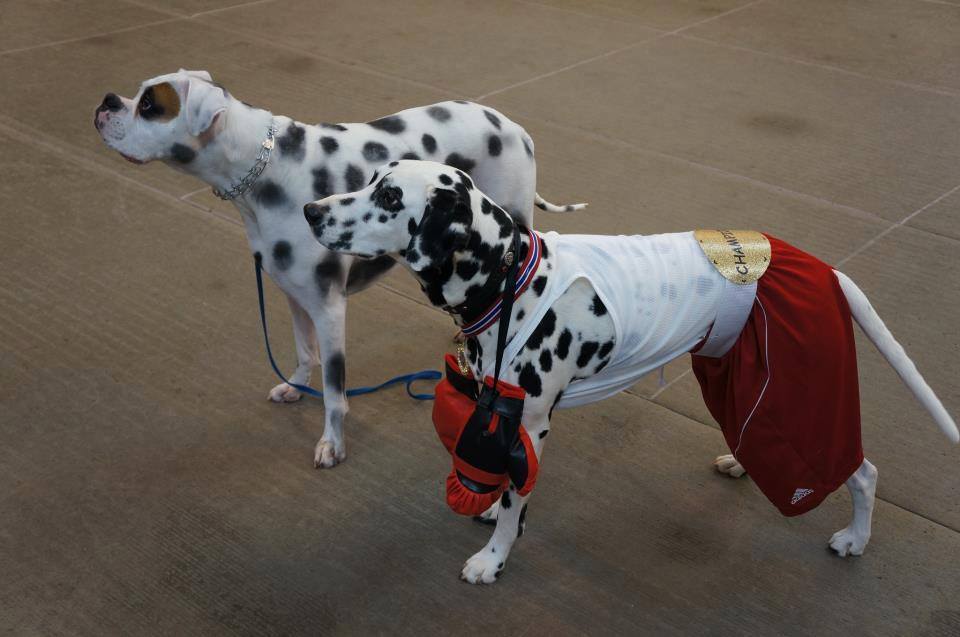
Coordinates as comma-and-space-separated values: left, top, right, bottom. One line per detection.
302, 160, 958, 584
93, 69, 583, 469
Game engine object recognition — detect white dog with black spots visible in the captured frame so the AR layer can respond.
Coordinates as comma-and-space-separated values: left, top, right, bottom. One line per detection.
94, 69, 583, 469
303, 159, 957, 584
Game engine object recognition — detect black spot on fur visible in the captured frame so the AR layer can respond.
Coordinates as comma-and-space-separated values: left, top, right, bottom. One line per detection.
277, 122, 306, 161
590, 294, 607, 316
480, 198, 493, 215
329, 231, 353, 250
363, 141, 389, 163
516, 309, 525, 321
598, 340, 614, 359
312, 167, 332, 198
555, 329, 572, 360
321, 122, 347, 131
522, 137, 534, 157
532, 276, 547, 296
422, 133, 437, 154
501, 491, 512, 509
454, 100, 470, 104
340, 197, 354, 206
345, 164, 364, 191
371, 184, 404, 212
456, 259, 479, 280
427, 105, 451, 122
400, 152, 420, 160
538, 429, 549, 439
484, 110, 502, 129
526, 309, 556, 350
518, 362, 542, 397
445, 153, 475, 174
438, 174, 453, 186
539, 349, 553, 372
488, 135, 502, 156
315, 254, 342, 294
577, 341, 600, 368
517, 504, 528, 537
169, 143, 196, 164
320, 136, 339, 154
405, 247, 420, 264
325, 352, 345, 393
363, 212, 373, 222
255, 180, 287, 207
367, 171, 380, 186
346, 255, 395, 294
367, 115, 405, 134
272, 241, 293, 271
595, 360, 609, 373
378, 214, 388, 223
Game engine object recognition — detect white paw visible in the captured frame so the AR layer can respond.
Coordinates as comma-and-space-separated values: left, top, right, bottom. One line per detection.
829, 527, 869, 557
314, 438, 346, 469
473, 501, 500, 525
460, 549, 504, 585
714, 454, 746, 478
268, 382, 303, 403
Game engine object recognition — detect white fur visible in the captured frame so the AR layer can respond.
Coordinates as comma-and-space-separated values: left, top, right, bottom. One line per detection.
307, 161, 957, 582
95, 71, 582, 468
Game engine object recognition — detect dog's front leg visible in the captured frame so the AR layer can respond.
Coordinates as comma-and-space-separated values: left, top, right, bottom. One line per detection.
311, 289, 350, 469
268, 295, 320, 403
461, 412, 550, 584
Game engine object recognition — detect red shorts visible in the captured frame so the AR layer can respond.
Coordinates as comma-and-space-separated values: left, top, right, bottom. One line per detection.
691, 235, 863, 516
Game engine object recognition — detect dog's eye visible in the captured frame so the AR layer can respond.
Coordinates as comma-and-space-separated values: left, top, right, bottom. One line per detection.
138, 91, 153, 113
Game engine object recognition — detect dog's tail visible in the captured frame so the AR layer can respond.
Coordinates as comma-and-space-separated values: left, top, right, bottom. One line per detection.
834, 270, 958, 443
535, 193, 588, 213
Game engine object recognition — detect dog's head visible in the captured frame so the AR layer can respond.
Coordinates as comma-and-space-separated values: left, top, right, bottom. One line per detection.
93, 69, 228, 165
303, 160, 517, 308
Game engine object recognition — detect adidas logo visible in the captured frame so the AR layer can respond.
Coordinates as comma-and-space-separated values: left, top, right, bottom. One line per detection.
791, 488, 814, 505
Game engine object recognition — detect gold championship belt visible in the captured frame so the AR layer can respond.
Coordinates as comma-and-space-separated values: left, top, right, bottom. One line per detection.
694, 230, 771, 285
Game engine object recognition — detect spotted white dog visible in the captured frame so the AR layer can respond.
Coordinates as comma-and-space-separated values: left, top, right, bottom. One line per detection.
94, 69, 583, 468
303, 160, 957, 584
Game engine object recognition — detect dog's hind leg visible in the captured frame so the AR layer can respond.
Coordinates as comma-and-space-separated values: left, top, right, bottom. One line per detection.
714, 454, 746, 477
268, 295, 320, 403
829, 458, 878, 557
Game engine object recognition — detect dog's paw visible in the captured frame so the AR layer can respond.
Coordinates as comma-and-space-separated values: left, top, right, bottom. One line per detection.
460, 549, 504, 585
714, 454, 746, 478
829, 527, 869, 557
473, 501, 500, 526
314, 439, 346, 469
268, 382, 303, 403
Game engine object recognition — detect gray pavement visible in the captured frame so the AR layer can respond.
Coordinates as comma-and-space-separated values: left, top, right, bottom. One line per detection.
1, 1, 959, 635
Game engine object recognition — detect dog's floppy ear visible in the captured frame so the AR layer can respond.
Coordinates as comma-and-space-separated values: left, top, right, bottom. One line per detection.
182, 72, 227, 137
179, 68, 213, 82
405, 185, 473, 272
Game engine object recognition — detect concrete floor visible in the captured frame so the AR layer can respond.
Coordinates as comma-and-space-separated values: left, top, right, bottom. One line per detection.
2, 0, 960, 634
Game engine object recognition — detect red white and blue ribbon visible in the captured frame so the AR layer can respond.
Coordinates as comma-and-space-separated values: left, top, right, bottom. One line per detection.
461, 229, 542, 337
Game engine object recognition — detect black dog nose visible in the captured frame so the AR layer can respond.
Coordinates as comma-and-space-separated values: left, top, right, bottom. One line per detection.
100, 93, 123, 112
303, 203, 330, 225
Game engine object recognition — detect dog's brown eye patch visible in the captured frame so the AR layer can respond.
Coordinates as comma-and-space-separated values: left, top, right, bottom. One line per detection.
140, 82, 179, 121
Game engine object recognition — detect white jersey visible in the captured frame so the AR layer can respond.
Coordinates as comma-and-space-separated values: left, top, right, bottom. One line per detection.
483, 231, 730, 408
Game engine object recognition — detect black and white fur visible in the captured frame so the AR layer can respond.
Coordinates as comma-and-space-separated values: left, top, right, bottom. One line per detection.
303, 160, 958, 584
94, 69, 584, 469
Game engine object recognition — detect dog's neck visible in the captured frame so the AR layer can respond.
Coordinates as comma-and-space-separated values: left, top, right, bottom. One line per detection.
426, 203, 553, 372
169, 98, 276, 196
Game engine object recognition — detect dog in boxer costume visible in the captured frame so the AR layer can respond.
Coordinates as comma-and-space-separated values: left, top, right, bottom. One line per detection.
93, 69, 583, 468
303, 160, 958, 584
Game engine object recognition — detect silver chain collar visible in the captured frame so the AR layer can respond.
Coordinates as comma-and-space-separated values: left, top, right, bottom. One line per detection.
212, 121, 279, 201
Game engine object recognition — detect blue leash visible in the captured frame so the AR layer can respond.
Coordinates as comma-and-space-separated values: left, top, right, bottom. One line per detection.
254, 255, 441, 401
